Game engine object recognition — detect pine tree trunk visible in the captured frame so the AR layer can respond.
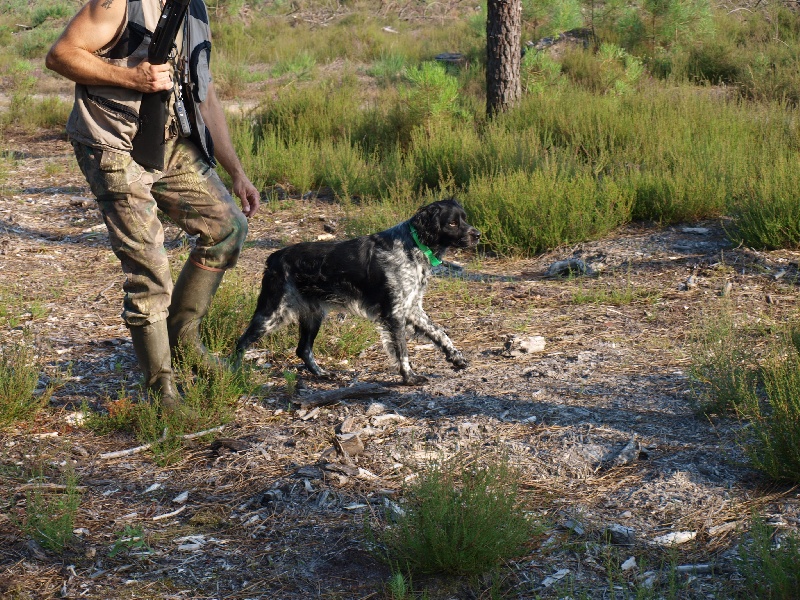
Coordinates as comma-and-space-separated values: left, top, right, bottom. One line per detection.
486, 0, 522, 118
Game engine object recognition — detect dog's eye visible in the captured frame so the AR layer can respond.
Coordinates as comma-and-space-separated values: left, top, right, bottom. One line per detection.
448, 221, 458, 228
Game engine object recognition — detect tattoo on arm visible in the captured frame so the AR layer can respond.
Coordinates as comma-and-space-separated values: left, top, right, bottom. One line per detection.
101, 0, 114, 9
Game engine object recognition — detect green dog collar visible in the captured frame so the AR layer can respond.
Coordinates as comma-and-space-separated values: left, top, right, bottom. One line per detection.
409, 223, 442, 266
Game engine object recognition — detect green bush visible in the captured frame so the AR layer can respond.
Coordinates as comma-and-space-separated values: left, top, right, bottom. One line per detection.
30, 3, 72, 28
521, 50, 564, 94
20, 467, 82, 553
684, 41, 741, 85
0, 341, 46, 427
466, 166, 632, 256
689, 301, 758, 415
728, 157, 800, 250
368, 51, 409, 86
735, 345, 800, 483
378, 454, 533, 576
737, 514, 800, 599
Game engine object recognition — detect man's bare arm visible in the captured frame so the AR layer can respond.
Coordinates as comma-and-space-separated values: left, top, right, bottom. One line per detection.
198, 82, 261, 218
45, 0, 172, 93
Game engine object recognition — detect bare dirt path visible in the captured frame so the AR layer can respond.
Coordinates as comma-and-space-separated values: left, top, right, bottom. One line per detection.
1, 127, 800, 598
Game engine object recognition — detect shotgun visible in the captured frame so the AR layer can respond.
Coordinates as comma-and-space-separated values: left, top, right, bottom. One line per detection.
130, 0, 191, 169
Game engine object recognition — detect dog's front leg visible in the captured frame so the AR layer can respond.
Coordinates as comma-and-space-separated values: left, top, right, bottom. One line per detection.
381, 317, 428, 385
409, 308, 468, 369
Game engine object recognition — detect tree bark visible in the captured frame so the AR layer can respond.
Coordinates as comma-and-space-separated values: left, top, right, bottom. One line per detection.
486, 0, 522, 118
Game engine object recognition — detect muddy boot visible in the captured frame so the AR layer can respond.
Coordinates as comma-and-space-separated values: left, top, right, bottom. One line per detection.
129, 320, 180, 411
167, 260, 226, 373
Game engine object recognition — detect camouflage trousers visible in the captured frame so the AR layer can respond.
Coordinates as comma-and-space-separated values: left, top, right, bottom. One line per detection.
73, 138, 248, 327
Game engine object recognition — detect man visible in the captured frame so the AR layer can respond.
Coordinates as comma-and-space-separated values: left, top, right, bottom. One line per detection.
46, 0, 260, 410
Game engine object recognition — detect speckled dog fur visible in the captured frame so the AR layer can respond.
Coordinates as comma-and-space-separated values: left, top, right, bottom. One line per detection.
235, 199, 481, 384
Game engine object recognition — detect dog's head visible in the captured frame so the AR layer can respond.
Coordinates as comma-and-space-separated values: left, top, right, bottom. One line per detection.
409, 198, 481, 252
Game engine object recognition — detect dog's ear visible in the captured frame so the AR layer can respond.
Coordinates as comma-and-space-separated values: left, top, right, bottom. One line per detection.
410, 202, 442, 247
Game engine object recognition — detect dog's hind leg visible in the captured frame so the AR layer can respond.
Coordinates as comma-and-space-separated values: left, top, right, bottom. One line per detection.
234, 270, 291, 357
297, 309, 327, 376
408, 307, 468, 369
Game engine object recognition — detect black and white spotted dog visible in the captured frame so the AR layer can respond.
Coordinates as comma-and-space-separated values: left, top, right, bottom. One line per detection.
235, 198, 481, 385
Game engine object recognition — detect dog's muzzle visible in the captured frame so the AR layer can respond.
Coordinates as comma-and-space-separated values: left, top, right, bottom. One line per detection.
463, 227, 481, 247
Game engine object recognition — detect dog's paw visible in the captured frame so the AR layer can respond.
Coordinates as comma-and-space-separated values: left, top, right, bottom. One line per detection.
402, 373, 429, 386
449, 352, 468, 370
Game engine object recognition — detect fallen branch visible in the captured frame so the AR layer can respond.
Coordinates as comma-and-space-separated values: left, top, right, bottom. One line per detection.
99, 428, 168, 460
152, 505, 187, 521
99, 425, 225, 460
182, 424, 226, 440
15, 483, 88, 494
298, 383, 391, 409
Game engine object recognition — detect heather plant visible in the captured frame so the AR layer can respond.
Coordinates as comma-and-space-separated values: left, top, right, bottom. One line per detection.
727, 156, 800, 250
465, 166, 632, 256
19, 466, 82, 553
0, 339, 46, 427
734, 342, 800, 483
378, 453, 533, 575
688, 300, 758, 415
737, 514, 800, 599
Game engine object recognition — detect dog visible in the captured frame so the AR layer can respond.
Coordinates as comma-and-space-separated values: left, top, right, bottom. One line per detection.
235, 198, 481, 385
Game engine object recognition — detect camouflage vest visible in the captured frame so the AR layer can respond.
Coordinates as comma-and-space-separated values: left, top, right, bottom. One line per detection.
66, 0, 215, 167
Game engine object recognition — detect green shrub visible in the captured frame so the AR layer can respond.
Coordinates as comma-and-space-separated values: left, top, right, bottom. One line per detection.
20, 467, 82, 552
737, 514, 800, 599
109, 524, 150, 558
728, 157, 800, 250
521, 50, 564, 94
0, 341, 46, 427
735, 345, 800, 483
84, 393, 137, 436
684, 41, 741, 85
368, 51, 409, 86
398, 62, 463, 134
689, 301, 758, 415
85, 358, 252, 464
15, 27, 60, 59
271, 51, 316, 80
466, 166, 632, 256
378, 454, 533, 576
30, 3, 72, 28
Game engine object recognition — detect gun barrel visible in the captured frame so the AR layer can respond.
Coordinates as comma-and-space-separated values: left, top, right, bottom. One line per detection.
148, 0, 191, 65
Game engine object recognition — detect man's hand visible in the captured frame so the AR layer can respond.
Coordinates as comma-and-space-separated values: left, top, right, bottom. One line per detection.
198, 82, 261, 219
132, 62, 174, 93
232, 174, 260, 218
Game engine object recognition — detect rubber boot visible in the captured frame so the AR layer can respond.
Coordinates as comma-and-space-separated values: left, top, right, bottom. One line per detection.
129, 320, 180, 411
167, 260, 226, 373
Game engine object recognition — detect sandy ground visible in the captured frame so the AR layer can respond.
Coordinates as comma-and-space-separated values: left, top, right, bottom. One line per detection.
1, 127, 799, 598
